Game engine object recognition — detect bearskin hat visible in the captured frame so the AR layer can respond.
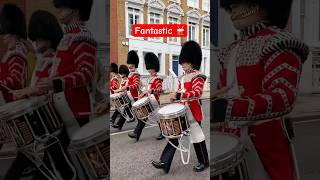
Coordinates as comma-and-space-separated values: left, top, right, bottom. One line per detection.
28, 10, 63, 50
127, 50, 139, 68
179, 41, 202, 70
144, 52, 160, 72
220, 0, 293, 29
53, 0, 93, 21
118, 65, 130, 77
0, 3, 27, 38
111, 63, 118, 73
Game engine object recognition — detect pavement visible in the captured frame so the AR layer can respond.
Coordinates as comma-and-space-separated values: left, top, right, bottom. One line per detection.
110, 99, 210, 180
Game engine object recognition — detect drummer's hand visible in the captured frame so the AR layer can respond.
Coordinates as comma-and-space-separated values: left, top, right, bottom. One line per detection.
36, 78, 53, 92
169, 92, 177, 101
120, 86, 127, 91
11, 89, 28, 100
138, 93, 146, 99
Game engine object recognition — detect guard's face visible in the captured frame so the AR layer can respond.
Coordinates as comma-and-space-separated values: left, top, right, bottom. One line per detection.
127, 64, 135, 70
181, 62, 193, 72
57, 7, 74, 25
229, 2, 265, 30
120, 74, 126, 78
148, 69, 156, 76
35, 38, 50, 53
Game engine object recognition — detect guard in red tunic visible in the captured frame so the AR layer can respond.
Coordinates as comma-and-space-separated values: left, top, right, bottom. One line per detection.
212, 1, 310, 180
0, 4, 27, 104
128, 52, 164, 141
37, 0, 96, 129
152, 41, 209, 173
110, 63, 121, 125
4, 10, 68, 180
113, 51, 141, 129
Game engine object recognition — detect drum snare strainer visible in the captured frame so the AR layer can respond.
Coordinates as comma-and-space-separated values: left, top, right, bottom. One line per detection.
70, 116, 109, 179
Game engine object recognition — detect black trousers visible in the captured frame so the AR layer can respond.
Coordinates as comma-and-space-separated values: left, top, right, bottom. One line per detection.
4, 118, 89, 180
111, 110, 120, 124
133, 121, 162, 141
159, 122, 209, 173
115, 104, 135, 129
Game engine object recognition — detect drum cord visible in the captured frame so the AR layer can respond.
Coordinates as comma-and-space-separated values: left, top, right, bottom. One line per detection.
23, 135, 77, 180
45, 134, 78, 180
166, 133, 191, 165
118, 104, 135, 122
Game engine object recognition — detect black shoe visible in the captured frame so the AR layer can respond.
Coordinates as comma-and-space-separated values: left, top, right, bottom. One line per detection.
156, 133, 165, 140
193, 163, 208, 172
112, 124, 122, 130
152, 160, 169, 173
151, 160, 165, 169
128, 132, 137, 139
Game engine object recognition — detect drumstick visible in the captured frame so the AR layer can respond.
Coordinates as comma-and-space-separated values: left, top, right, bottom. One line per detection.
0, 83, 12, 91
211, 86, 230, 97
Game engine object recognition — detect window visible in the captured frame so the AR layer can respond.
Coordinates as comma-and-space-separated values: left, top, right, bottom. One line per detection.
202, 0, 210, 12
202, 57, 208, 75
202, 25, 210, 47
149, 12, 161, 41
128, 7, 141, 36
188, 22, 197, 41
168, 17, 180, 43
188, 0, 198, 8
172, 55, 179, 76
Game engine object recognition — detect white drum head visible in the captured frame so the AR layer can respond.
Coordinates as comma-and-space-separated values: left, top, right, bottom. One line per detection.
110, 93, 121, 99
132, 97, 149, 107
211, 133, 240, 158
71, 114, 109, 146
158, 103, 186, 119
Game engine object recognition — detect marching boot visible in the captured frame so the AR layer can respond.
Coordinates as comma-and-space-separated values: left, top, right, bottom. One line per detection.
134, 120, 145, 141
156, 133, 164, 140
128, 131, 137, 139
193, 141, 209, 172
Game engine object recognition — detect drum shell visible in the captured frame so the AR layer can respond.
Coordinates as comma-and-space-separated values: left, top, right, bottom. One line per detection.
69, 117, 110, 179
1, 97, 62, 148
132, 97, 155, 121
159, 112, 189, 138
211, 132, 246, 178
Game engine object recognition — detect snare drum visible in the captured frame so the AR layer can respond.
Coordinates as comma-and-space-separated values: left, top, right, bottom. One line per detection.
110, 92, 133, 109
0, 121, 11, 144
211, 132, 249, 180
0, 96, 62, 148
132, 97, 156, 121
69, 115, 109, 179
158, 103, 189, 138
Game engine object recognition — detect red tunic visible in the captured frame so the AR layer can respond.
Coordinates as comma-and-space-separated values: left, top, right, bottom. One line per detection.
217, 22, 309, 180
31, 50, 55, 86
0, 42, 27, 103
127, 69, 140, 100
145, 75, 163, 104
110, 76, 120, 94
53, 22, 97, 118
177, 70, 206, 122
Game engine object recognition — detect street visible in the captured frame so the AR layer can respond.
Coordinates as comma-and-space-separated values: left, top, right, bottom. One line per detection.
110, 100, 210, 180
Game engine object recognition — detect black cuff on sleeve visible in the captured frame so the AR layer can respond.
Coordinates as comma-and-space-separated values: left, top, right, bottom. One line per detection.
126, 87, 130, 91
151, 89, 155, 94
176, 93, 182, 100
53, 79, 63, 93
211, 98, 228, 123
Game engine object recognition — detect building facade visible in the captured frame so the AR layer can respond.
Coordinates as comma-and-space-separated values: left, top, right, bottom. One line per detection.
110, 0, 210, 79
